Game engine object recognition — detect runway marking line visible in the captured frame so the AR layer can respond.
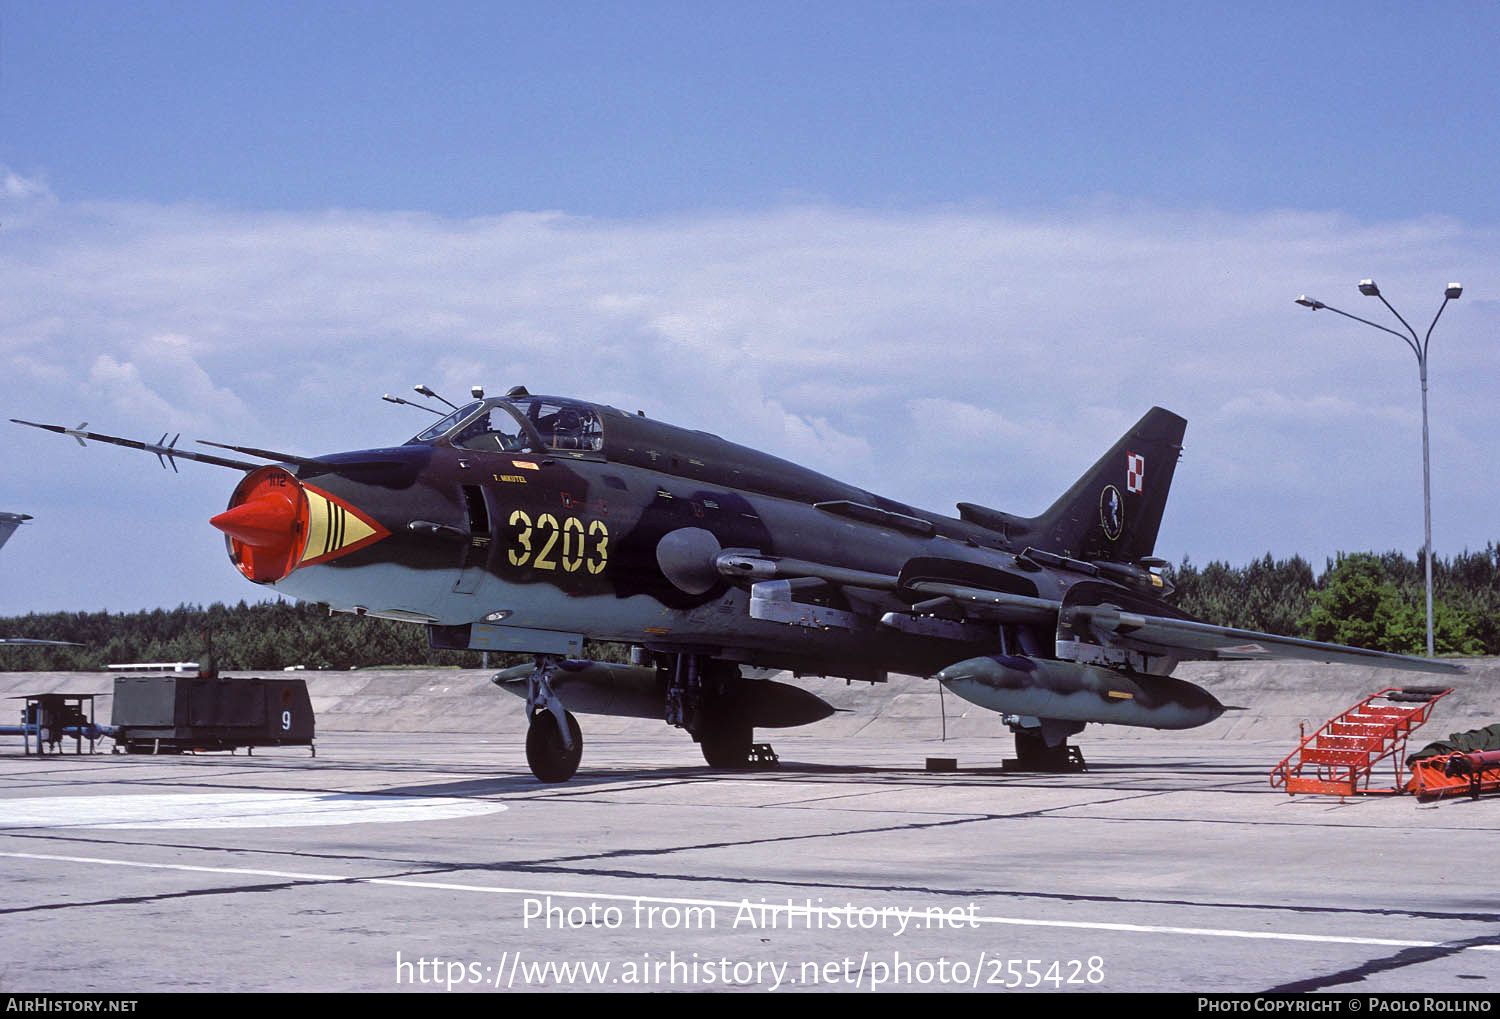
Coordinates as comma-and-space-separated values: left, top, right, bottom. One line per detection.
0, 792, 507, 829
1, 849, 1494, 953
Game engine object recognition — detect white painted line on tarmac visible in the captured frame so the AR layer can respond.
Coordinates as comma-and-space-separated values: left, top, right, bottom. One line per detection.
0, 792, 507, 829
1, 848, 1494, 953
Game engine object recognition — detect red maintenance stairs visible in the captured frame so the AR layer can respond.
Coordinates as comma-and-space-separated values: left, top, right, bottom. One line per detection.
1269, 686, 1453, 796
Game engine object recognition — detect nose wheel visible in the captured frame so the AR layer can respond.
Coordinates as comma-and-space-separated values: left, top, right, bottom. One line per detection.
526, 708, 583, 783
517, 654, 584, 782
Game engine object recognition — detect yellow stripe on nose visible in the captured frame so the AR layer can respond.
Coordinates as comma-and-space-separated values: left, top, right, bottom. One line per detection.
300, 486, 383, 564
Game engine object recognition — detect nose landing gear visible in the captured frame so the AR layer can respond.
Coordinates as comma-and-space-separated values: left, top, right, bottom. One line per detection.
526, 707, 583, 783
520, 655, 582, 783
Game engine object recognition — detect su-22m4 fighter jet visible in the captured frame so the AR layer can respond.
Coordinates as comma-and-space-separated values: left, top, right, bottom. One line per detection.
13, 388, 1462, 781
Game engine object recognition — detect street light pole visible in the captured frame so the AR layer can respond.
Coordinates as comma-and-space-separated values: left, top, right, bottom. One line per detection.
1294, 282, 1462, 658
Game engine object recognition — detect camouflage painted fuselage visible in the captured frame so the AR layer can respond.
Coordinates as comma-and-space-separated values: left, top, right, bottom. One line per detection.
249, 392, 1147, 682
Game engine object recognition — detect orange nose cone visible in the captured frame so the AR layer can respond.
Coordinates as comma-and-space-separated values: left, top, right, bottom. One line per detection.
216, 466, 309, 584
211, 491, 297, 547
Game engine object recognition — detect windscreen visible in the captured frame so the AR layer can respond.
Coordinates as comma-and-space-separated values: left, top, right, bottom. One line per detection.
410, 400, 487, 444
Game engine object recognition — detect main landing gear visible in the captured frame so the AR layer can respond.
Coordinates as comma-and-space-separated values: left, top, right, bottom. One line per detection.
663, 653, 757, 770
1006, 720, 1087, 773
698, 697, 754, 769
511, 652, 765, 782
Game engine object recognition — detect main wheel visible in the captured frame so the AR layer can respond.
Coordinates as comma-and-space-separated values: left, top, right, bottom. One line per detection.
698, 703, 753, 769
526, 710, 583, 783
1011, 727, 1081, 772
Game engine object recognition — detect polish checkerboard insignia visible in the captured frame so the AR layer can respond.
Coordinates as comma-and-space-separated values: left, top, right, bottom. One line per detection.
1126, 452, 1144, 494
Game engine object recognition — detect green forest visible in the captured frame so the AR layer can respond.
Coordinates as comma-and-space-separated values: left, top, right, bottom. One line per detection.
2, 544, 1497, 671
1166, 545, 1500, 657
0, 599, 628, 673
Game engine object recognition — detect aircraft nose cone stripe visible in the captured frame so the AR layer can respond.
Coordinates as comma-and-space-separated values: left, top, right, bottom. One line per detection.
299, 486, 387, 566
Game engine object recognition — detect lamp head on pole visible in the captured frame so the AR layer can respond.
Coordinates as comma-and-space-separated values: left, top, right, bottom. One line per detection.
1358, 279, 1380, 297
1445, 283, 1463, 300
1294, 295, 1325, 310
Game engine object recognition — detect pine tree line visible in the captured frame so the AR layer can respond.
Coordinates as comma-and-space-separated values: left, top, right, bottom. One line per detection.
1166, 544, 1500, 656
0, 600, 629, 672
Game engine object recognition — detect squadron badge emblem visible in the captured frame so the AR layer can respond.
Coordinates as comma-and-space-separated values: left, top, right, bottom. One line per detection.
1099, 484, 1124, 540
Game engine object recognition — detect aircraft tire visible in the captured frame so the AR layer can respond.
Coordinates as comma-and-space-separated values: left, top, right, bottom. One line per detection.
526, 710, 583, 783
1012, 727, 1083, 772
699, 707, 753, 770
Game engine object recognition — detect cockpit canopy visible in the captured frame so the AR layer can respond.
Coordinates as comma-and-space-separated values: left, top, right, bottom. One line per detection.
406, 395, 603, 455
399, 384, 898, 513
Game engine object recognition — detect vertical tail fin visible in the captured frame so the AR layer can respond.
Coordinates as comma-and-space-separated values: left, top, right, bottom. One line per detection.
1030, 407, 1186, 563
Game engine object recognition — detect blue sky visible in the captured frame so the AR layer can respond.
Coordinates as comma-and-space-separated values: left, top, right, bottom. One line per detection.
8, 2, 1499, 220
2, 1, 1498, 614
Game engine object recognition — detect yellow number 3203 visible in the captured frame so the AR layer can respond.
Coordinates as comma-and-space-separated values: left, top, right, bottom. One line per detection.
508, 509, 607, 575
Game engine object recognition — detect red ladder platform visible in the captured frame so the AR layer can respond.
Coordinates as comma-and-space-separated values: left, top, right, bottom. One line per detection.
1269, 686, 1453, 796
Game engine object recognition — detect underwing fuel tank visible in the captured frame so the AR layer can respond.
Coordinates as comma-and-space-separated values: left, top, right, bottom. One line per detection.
491, 660, 838, 729
935, 655, 1225, 730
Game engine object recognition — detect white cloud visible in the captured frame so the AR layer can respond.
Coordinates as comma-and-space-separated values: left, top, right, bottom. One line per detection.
0, 168, 58, 229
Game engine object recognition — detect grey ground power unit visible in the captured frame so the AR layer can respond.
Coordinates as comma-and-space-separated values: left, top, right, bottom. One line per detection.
110, 675, 314, 754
